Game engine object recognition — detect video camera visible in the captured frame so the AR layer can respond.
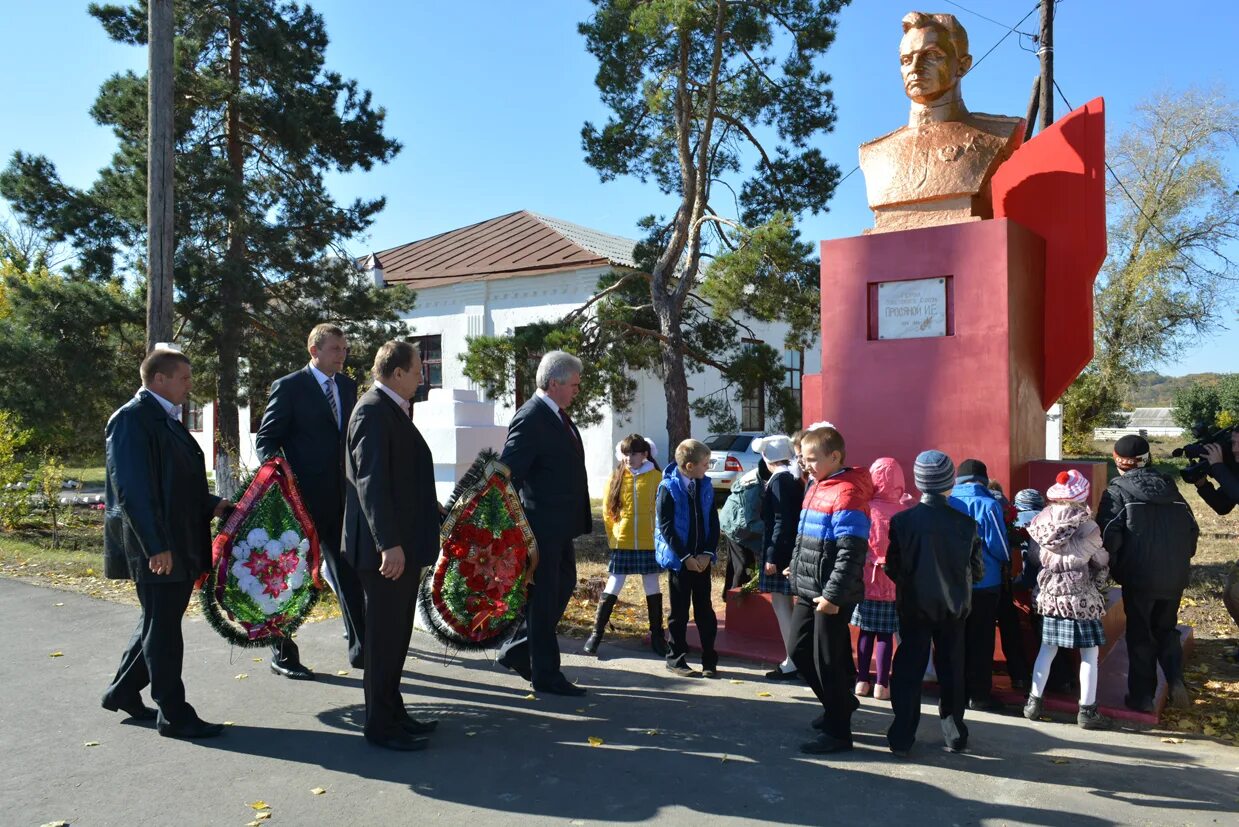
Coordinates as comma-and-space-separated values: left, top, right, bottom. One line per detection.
1173, 421, 1236, 484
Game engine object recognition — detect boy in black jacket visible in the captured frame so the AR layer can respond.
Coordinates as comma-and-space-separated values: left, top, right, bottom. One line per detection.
884, 450, 984, 757
1097, 435, 1199, 713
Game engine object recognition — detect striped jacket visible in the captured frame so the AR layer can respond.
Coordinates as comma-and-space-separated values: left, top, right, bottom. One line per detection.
788, 467, 873, 605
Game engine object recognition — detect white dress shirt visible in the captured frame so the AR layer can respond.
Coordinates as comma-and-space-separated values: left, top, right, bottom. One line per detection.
373, 379, 411, 418
142, 388, 181, 421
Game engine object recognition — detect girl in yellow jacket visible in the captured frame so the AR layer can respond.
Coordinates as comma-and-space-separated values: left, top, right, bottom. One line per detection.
587, 434, 666, 657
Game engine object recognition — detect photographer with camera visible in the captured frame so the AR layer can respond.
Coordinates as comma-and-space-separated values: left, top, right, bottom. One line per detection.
1189, 428, 1239, 515
1097, 435, 1200, 713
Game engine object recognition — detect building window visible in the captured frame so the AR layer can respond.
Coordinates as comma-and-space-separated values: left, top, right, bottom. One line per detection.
785, 348, 803, 409
513, 326, 543, 409
412, 334, 443, 403
186, 400, 204, 432
740, 338, 765, 430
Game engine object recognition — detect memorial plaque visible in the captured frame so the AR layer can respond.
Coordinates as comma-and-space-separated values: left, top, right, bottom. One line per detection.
876, 277, 948, 340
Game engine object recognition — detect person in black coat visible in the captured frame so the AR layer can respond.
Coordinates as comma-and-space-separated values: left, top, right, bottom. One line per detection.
343, 340, 442, 751
884, 450, 984, 757
255, 323, 363, 678
1097, 434, 1200, 713
101, 349, 234, 739
1191, 430, 1239, 516
495, 351, 592, 697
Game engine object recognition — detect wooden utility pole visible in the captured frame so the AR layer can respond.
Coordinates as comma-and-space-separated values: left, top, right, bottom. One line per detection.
146, 0, 175, 352
1038, 0, 1054, 132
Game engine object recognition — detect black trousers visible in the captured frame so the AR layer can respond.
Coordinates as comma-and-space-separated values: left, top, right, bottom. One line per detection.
1123, 590, 1184, 703
964, 587, 1000, 702
888, 615, 968, 752
504, 537, 577, 686
103, 578, 197, 728
667, 566, 717, 668
720, 535, 756, 599
996, 578, 1030, 683
358, 566, 420, 740
789, 597, 858, 741
274, 536, 366, 669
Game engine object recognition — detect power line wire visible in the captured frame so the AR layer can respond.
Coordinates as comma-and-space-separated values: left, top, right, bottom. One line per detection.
943, 0, 1037, 36
968, 3, 1041, 74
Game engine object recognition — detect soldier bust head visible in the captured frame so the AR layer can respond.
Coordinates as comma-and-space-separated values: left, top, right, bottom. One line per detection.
858, 11, 1023, 233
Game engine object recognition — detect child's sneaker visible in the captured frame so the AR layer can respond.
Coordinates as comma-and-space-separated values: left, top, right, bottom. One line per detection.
1023, 694, 1043, 720
1077, 703, 1110, 730
873, 684, 891, 701
855, 681, 873, 697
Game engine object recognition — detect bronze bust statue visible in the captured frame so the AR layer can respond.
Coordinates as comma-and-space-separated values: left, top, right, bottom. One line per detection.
859, 12, 1024, 233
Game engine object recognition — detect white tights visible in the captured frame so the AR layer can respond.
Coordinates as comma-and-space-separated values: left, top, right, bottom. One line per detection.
1031, 643, 1099, 707
604, 572, 662, 598
770, 592, 796, 671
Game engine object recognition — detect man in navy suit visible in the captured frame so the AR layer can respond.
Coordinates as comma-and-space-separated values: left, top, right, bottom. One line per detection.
101, 348, 235, 738
496, 351, 593, 696
255, 323, 363, 678
343, 340, 442, 750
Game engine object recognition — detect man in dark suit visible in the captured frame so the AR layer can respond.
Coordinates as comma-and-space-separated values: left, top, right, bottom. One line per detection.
255, 323, 363, 678
496, 351, 592, 696
101, 348, 234, 739
344, 340, 442, 750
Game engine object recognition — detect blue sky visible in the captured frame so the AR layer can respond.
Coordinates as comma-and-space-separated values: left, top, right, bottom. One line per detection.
1, 0, 1236, 376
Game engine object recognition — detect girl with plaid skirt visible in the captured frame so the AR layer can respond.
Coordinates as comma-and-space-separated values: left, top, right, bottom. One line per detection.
589, 435, 666, 657
1023, 470, 1111, 729
753, 435, 805, 681
852, 457, 914, 700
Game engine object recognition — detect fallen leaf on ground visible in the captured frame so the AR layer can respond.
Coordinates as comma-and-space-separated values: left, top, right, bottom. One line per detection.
49, 651, 63, 658
729, 680, 743, 685
645, 729, 659, 736
336, 670, 350, 676
310, 787, 326, 795
249, 801, 270, 810
756, 691, 772, 698
587, 736, 604, 747
721, 754, 729, 763
523, 693, 537, 701
223, 721, 235, 726
53, 602, 64, 607
235, 673, 248, 680
84, 741, 99, 747
465, 731, 477, 737
39, 822, 69, 827
255, 815, 271, 823
1161, 737, 1186, 744
251, 657, 263, 662
84, 568, 94, 576
1050, 758, 1070, 765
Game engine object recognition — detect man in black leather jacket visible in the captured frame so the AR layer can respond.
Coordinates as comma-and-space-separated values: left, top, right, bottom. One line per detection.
1097, 435, 1199, 713
101, 349, 234, 739
884, 450, 984, 757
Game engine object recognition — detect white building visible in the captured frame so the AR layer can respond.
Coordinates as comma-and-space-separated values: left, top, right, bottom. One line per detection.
192, 210, 818, 496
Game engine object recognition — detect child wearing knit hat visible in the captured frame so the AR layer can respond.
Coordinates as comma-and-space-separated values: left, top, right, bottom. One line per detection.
1023, 470, 1112, 729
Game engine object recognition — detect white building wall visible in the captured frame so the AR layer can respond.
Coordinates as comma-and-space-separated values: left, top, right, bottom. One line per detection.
403, 266, 820, 498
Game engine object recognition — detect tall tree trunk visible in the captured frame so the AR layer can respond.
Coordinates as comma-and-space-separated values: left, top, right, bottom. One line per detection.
215, 6, 244, 495
657, 303, 691, 449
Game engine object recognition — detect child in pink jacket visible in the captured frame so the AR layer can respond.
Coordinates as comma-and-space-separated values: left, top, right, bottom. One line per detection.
851, 457, 914, 699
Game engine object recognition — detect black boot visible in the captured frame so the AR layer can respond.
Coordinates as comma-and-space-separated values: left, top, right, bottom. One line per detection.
646, 594, 669, 657
583, 593, 618, 655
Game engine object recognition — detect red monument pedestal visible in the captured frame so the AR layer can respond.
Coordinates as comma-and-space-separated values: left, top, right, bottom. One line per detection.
808, 217, 1046, 494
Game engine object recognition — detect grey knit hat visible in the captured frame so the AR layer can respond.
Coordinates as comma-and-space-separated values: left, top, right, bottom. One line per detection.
1013, 488, 1045, 512
914, 450, 956, 494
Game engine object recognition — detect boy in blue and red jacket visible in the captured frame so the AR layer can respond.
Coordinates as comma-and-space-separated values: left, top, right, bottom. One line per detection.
950, 458, 1011, 710
787, 426, 873, 755
655, 439, 721, 678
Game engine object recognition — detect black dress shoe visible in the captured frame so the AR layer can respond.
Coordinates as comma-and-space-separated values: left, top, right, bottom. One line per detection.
810, 713, 825, 731
365, 733, 429, 752
399, 717, 439, 736
532, 677, 587, 697
665, 661, 699, 677
270, 660, 314, 680
102, 696, 157, 721
701, 668, 719, 679
764, 667, 799, 681
159, 719, 225, 739
888, 744, 912, 758
968, 697, 1004, 713
799, 734, 853, 755
497, 652, 532, 682
1124, 694, 1155, 714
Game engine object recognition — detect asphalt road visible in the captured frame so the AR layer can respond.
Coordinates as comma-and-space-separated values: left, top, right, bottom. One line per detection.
2, 578, 1236, 826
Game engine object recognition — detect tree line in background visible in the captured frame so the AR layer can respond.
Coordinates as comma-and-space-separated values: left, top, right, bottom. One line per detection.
1060, 88, 1239, 453
1172, 374, 1239, 433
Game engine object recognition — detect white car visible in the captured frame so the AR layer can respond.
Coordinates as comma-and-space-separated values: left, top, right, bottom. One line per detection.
705, 432, 768, 494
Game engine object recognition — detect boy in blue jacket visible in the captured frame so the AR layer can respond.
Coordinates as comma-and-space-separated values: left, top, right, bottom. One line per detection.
656, 439, 721, 677
950, 459, 1009, 711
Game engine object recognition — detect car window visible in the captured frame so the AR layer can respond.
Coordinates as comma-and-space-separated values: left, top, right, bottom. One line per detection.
731, 435, 756, 452
705, 434, 737, 450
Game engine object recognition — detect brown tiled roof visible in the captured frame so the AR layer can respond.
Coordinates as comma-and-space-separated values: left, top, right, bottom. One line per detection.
363, 210, 638, 290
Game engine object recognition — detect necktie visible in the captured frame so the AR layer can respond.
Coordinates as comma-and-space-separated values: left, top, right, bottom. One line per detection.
559, 409, 580, 447
324, 377, 340, 429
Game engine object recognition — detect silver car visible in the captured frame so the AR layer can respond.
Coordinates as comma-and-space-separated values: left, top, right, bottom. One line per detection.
705, 432, 768, 493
